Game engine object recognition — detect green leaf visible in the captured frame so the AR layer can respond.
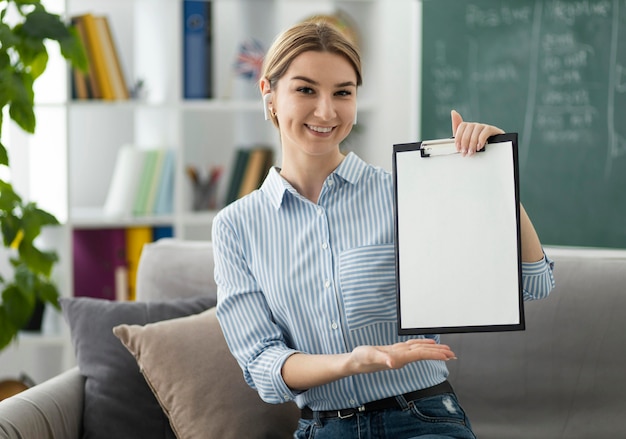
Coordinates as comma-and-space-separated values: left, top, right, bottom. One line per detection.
20, 202, 59, 242
0, 141, 8, 167
8, 71, 35, 133
0, 214, 21, 248
0, 179, 22, 210
13, 28, 48, 76
17, 241, 58, 276
0, 307, 19, 351
13, 264, 36, 295
14, 1, 42, 6
0, 56, 15, 105
1, 283, 35, 328
59, 27, 88, 72
0, 21, 19, 48
21, 8, 71, 42
37, 280, 59, 309
28, 46, 48, 79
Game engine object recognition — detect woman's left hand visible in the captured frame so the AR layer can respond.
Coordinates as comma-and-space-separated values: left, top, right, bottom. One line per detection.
451, 110, 504, 156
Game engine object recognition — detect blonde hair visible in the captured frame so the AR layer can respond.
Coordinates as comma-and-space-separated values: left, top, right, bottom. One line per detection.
261, 20, 363, 117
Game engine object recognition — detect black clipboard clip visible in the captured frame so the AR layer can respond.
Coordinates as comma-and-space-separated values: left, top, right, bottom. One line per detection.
420, 138, 486, 158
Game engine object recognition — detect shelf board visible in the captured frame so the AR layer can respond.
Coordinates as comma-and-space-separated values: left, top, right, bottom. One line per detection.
70, 207, 174, 229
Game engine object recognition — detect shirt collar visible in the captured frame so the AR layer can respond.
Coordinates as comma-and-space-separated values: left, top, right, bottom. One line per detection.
261, 152, 367, 210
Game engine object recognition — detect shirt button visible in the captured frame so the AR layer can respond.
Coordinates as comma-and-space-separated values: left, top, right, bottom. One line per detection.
322, 242, 328, 250
349, 399, 357, 405
324, 279, 331, 288
331, 321, 338, 330
327, 179, 334, 186
317, 207, 323, 216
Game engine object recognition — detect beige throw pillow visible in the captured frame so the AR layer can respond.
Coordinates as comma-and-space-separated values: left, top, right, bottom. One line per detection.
113, 307, 300, 439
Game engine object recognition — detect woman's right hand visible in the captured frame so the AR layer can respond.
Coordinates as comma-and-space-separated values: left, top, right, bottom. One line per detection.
282, 339, 455, 391
348, 339, 456, 374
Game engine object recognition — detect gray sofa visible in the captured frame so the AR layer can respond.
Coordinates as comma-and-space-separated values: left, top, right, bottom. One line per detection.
1, 240, 625, 439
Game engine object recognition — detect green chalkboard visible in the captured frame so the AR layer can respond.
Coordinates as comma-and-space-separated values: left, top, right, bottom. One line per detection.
421, 0, 626, 248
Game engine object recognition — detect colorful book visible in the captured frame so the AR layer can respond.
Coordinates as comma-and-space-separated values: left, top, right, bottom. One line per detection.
72, 229, 127, 300
94, 15, 129, 100
80, 13, 115, 100
125, 226, 153, 301
144, 149, 167, 215
153, 149, 176, 215
133, 149, 159, 216
152, 225, 174, 241
104, 146, 147, 218
224, 148, 250, 205
72, 15, 101, 99
237, 147, 273, 198
183, 0, 213, 99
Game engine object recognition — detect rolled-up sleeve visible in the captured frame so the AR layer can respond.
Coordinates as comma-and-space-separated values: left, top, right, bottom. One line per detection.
212, 213, 300, 404
521, 253, 555, 301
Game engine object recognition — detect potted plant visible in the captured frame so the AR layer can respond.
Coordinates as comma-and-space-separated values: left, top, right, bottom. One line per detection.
0, 0, 87, 350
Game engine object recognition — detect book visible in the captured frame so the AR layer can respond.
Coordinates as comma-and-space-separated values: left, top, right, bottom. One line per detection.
152, 225, 174, 241
104, 146, 147, 218
80, 13, 116, 100
183, 0, 213, 99
94, 15, 129, 99
133, 149, 160, 216
73, 228, 127, 300
153, 149, 176, 215
144, 149, 167, 214
125, 226, 153, 301
71, 63, 90, 99
237, 147, 273, 198
224, 148, 250, 205
72, 15, 101, 99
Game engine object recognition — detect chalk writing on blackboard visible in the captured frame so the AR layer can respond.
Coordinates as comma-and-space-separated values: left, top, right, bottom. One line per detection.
421, 0, 626, 248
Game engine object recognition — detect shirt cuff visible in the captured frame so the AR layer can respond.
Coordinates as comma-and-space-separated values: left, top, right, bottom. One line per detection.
270, 350, 302, 403
521, 252, 555, 274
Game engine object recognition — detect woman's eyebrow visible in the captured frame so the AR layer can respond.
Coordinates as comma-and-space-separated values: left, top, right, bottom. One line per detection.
290, 76, 356, 88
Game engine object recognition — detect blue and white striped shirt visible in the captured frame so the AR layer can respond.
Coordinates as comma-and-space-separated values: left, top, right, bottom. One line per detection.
213, 152, 555, 411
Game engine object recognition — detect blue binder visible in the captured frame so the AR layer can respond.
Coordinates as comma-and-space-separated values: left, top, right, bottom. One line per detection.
183, 0, 212, 99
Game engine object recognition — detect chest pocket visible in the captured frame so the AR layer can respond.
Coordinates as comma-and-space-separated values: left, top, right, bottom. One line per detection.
339, 244, 397, 331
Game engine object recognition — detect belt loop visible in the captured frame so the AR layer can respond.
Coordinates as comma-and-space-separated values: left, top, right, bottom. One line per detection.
395, 393, 410, 410
314, 410, 322, 427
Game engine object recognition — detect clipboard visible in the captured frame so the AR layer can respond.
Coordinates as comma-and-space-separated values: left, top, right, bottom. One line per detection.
393, 133, 524, 335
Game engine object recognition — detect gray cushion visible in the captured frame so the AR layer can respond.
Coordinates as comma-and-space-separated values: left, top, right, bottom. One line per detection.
444, 247, 626, 439
61, 295, 216, 439
135, 238, 217, 302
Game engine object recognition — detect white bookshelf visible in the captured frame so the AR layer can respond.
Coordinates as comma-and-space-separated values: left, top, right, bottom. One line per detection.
2, 0, 420, 380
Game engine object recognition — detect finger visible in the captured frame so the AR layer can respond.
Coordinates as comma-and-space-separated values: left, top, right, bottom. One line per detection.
404, 338, 436, 346
467, 124, 486, 156
459, 123, 494, 156
405, 344, 457, 362
451, 110, 463, 137
478, 126, 505, 151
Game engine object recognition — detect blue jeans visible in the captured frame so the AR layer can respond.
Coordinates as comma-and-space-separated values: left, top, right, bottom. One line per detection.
294, 393, 476, 439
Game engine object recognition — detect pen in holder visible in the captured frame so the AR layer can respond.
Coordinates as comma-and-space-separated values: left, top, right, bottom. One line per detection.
187, 165, 223, 211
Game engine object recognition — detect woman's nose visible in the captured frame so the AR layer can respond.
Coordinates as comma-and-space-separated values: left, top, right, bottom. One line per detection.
314, 96, 336, 121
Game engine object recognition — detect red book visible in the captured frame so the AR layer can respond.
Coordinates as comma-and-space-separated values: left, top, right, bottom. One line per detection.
73, 229, 127, 300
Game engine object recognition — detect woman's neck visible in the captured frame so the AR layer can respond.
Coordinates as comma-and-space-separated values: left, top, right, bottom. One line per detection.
280, 151, 345, 203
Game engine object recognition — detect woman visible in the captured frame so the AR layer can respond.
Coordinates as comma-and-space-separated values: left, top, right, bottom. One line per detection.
213, 20, 555, 438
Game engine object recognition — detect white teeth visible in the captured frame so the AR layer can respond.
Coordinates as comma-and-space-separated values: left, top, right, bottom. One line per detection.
308, 125, 333, 133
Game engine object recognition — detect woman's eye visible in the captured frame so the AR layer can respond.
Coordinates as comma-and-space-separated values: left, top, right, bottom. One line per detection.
297, 87, 314, 94
336, 90, 352, 97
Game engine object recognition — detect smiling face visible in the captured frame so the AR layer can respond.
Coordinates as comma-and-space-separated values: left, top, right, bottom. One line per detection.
266, 50, 358, 162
